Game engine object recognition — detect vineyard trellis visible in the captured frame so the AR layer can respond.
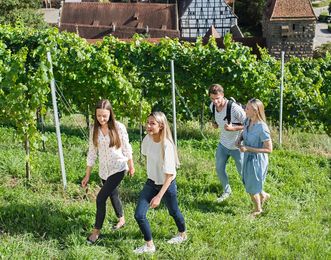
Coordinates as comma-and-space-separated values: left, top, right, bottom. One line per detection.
0, 24, 330, 181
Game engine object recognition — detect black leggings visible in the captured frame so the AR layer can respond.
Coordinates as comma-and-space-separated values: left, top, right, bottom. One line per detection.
94, 170, 125, 230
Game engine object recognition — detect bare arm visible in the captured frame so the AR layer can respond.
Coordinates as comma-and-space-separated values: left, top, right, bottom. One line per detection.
119, 123, 135, 176
224, 123, 244, 132
83, 128, 97, 187
240, 140, 273, 154
150, 174, 173, 209
82, 166, 92, 187
127, 158, 135, 177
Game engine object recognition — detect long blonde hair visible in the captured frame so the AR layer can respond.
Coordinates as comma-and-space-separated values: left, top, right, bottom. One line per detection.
93, 99, 121, 149
248, 98, 266, 122
149, 111, 180, 168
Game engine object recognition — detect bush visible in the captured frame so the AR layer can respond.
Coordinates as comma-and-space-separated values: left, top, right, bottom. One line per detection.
328, 24, 331, 32
313, 0, 331, 7
318, 11, 330, 22
314, 42, 331, 58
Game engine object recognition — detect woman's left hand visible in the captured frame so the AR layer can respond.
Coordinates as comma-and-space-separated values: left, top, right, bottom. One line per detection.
127, 159, 135, 177
128, 166, 135, 177
150, 196, 161, 208
224, 123, 235, 131
240, 146, 248, 152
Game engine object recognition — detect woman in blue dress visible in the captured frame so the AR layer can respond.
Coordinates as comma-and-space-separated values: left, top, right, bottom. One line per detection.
236, 98, 273, 216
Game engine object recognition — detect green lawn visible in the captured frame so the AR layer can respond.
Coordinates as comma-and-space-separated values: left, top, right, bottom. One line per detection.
0, 124, 330, 258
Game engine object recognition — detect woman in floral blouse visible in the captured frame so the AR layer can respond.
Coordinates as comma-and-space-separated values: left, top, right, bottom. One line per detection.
81, 99, 135, 244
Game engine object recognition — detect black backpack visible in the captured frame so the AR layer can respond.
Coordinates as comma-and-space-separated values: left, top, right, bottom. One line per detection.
211, 97, 244, 125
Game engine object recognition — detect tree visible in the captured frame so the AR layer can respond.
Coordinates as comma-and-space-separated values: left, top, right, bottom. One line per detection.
0, 0, 47, 29
235, 0, 267, 34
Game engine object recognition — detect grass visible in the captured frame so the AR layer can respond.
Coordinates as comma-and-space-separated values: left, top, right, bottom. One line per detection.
0, 119, 330, 258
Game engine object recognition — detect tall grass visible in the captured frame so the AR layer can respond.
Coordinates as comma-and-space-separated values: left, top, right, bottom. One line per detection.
0, 122, 330, 258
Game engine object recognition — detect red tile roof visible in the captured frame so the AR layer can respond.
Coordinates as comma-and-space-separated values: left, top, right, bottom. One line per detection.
265, 0, 316, 21
204, 25, 221, 39
60, 2, 179, 39
60, 23, 179, 39
60, 2, 178, 30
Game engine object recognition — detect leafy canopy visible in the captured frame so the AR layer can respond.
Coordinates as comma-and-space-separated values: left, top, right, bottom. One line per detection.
0, 0, 47, 29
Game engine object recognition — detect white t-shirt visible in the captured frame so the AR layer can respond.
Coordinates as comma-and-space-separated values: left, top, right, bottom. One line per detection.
141, 135, 176, 185
210, 100, 246, 150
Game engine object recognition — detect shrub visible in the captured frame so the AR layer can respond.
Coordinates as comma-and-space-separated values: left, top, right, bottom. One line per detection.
314, 42, 331, 58
318, 11, 330, 22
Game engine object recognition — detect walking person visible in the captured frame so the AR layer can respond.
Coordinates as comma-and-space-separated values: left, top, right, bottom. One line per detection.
237, 98, 272, 216
133, 112, 187, 254
209, 84, 246, 202
81, 99, 135, 244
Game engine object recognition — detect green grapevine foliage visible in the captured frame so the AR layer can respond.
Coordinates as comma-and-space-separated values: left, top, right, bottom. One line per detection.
0, 24, 330, 159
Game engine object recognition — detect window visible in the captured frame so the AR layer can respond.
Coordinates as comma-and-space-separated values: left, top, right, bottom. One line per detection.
281, 25, 289, 37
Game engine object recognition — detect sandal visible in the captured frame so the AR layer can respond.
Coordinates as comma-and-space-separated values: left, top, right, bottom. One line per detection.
112, 222, 125, 231
261, 193, 270, 205
251, 210, 263, 217
86, 232, 100, 244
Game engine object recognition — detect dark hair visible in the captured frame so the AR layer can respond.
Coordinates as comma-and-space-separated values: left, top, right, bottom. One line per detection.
93, 99, 121, 149
208, 84, 224, 95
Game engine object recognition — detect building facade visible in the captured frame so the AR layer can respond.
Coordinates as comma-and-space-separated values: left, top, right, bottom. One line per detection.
262, 0, 316, 59
178, 0, 237, 38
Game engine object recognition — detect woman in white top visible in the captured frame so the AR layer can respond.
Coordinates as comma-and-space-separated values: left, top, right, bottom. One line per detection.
81, 99, 135, 244
133, 112, 187, 254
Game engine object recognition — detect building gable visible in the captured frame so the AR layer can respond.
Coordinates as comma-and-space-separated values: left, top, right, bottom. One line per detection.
262, 0, 316, 59
265, 0, 316, 21
179, 0, 237, 38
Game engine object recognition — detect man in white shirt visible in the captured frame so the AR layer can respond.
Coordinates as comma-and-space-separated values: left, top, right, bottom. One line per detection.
209, 84, 246, 202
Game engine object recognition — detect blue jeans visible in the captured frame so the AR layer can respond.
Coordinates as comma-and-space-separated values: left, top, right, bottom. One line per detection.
134, 179, 186, 241
216, 143, 243, 194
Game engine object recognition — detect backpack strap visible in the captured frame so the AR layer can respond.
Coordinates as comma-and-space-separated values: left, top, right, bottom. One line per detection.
210, 103, 216, 121
212, 103, 216, 119
223, 100, 233, 124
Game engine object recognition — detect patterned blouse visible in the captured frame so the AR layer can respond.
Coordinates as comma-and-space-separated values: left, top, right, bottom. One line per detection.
86, 121, 133, 180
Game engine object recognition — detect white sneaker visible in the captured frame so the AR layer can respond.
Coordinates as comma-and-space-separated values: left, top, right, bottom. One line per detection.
133, 244, 156, 254
167, 234, 187, 244
216, 193, 231, 203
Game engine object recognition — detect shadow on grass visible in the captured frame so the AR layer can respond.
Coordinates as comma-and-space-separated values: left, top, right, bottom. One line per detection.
120, 188, 141, 205
177, 181, 239, 215
90, 229, 144, 247
0, 201, 90, 243
181, 197, 237, 215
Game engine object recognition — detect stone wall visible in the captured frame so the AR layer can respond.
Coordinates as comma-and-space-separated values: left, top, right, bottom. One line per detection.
263, 19, 315, 59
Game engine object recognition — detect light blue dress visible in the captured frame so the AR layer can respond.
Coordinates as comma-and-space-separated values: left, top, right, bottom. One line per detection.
242, 119, 271, 194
